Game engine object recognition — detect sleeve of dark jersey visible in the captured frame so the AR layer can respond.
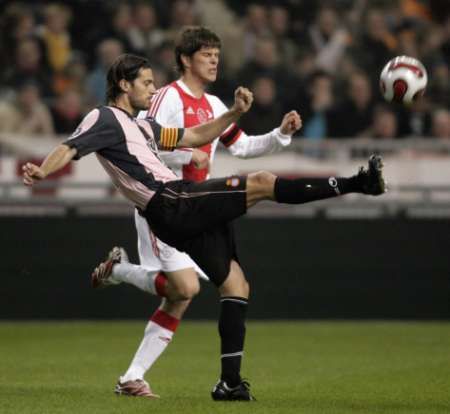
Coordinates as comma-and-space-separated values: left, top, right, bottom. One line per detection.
63, 108, 122, 160
219, 123, 242, 147
147, 118, 184, 151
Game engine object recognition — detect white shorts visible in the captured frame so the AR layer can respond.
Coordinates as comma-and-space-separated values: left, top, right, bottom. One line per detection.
134, 209, 209, 281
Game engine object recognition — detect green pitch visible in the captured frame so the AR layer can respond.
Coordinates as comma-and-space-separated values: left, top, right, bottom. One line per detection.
1, 321, 449, 414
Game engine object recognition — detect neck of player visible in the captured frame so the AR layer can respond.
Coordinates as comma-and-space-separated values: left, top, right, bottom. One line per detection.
181, 72, 208, 99
111, 95, 138, 117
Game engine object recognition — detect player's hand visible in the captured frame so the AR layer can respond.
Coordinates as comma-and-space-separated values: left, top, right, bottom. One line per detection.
233, 87, 253, 114
22, 163, 46, 186
280, 110, 302, 135
192, 149, 209, 170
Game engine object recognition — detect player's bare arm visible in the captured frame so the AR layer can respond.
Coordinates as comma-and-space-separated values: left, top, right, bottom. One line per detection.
178, 87, 253, 148
22, 144, 76, 186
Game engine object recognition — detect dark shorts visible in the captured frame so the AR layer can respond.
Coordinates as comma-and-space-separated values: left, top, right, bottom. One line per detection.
143, 176, 247, 286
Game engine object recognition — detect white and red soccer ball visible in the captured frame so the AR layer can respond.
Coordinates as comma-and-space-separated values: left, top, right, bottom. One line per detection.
380, 56, 428, 104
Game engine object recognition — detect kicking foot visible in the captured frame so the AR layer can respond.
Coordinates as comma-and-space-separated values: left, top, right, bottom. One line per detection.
115, 378, 160, 399
211, 379, 255, 401
357, 154, 386, 196
91, 246, 128, 288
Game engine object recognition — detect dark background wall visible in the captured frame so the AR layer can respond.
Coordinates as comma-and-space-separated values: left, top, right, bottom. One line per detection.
1, 215, 449, 319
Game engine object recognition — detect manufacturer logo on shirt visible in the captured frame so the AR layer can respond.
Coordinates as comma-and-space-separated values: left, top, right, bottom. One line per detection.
186, 106, 195, 115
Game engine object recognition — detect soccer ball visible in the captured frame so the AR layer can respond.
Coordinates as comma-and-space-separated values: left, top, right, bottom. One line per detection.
379, 56, 428, 104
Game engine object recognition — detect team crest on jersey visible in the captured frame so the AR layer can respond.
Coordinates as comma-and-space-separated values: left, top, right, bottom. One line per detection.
196, 108, 208, 123
226, 177, 240, 187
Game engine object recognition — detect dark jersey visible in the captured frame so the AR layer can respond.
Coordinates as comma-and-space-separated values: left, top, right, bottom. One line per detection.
64, 105, 184, 209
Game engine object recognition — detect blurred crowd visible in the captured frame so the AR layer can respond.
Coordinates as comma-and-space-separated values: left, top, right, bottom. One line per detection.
0, 0, 448, 140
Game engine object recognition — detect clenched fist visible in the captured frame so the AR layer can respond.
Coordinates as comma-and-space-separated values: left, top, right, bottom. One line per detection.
233, 87, 253, 114
280, 111, 302, 135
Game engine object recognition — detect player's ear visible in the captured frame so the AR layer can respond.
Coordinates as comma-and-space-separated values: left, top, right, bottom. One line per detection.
180, 54, 191, 70
119, 79, 130, 93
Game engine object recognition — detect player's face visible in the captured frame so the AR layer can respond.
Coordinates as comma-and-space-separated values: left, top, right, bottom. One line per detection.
129, 68, 157, 111
188, 46, 220, 84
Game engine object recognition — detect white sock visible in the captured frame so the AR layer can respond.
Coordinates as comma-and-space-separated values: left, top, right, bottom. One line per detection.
120, 312, 178, 382
111, 262, 158, 295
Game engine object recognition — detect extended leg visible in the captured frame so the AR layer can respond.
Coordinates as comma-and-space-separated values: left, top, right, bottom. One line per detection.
246, 155, 386, 208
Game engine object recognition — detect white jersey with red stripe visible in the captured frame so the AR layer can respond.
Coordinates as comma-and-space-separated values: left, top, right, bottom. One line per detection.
134, 79, 292, 279
139, 79, 292, 181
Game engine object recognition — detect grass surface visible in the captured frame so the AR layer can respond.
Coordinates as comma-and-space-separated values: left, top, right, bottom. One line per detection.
0, 321, 449, 414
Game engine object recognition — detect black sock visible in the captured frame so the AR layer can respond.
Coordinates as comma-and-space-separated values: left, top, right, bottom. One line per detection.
219, 296, 248, 387
274, 176, 362, 204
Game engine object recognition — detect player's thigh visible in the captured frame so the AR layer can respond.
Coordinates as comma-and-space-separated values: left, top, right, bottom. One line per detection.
135, 209, 164, 269
135, 208, 209, 281
219, 260, 249, 298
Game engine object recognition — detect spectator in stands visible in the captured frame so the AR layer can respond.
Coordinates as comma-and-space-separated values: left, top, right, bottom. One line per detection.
127, 1, 165, 57
0, 3, 36, 74
353, 8, 396, 86
328, 71, 375, 138
430, 108, 449, 139
301, 71, 334, 140
397, 97, 432, 137
52, 52, 88, 97
85, 38, 124, 106
396, 23, 420, 58
221, 2, 270, 71
237, 36, 295, 107
427, 61, 450, 108
150, 41, 177, 82
0, 81, 54, 135
166, 0, 198, 40
309, 6, 350, 73
104, 2, 135, 55
268, 5, 297, 66
363, 105, 399, 139
241, 2, 270, 61
3, 37, 53, 98
50, 89, 84, 134
37, 3, 72, 74
239, 75, 283, 135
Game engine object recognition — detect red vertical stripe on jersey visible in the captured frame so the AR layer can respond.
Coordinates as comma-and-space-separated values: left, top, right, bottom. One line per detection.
148, 85, 170, 118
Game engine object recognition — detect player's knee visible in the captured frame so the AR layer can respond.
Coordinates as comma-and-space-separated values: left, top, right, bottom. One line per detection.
248, 170, 277, 189
174, 278, 200, 300
220, 273, 250, 298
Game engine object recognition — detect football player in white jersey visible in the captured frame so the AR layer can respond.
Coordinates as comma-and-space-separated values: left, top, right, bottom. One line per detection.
92, 26, 301, 400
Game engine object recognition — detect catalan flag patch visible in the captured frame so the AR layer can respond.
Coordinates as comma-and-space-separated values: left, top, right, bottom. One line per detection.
159, 127, 179, 151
